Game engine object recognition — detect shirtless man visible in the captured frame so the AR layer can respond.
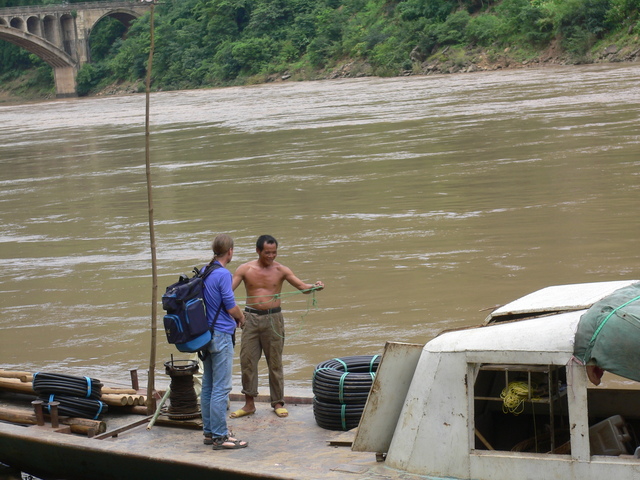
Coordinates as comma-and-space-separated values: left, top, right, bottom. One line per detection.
230, 235, 324, 418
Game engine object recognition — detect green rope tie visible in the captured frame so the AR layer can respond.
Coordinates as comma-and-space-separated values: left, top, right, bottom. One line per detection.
341, 404, 347, 430
339, 372, 348, 403
239, 286, 322, 306
334, 358, 348, 372
239, 287, 321, 340
369, 355, 379, 372
312, 367, 333, 381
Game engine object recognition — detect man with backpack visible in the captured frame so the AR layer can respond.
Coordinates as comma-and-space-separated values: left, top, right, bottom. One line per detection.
200, 233, 248, 449
230, 234, 324, 419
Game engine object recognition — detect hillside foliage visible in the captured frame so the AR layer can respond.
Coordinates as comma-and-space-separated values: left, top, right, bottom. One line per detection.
0, 0, 639, 96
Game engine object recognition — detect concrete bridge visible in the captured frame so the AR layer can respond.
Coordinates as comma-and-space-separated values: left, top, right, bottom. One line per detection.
0, 1, 152, 97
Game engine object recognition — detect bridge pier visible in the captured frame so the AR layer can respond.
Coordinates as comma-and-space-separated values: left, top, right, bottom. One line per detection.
53, 65, 78, 98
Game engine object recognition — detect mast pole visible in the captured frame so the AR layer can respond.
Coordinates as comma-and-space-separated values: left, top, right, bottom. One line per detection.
144, 0, 158, 414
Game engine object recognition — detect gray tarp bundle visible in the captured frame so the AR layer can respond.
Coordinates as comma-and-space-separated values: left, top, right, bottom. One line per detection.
574, 282, 640, 382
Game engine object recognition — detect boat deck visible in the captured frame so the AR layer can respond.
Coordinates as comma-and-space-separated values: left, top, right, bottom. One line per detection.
0, 389, 418, 480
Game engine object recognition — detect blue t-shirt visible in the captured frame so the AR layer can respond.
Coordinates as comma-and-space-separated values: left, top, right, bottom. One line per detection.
202, 261, 237, 335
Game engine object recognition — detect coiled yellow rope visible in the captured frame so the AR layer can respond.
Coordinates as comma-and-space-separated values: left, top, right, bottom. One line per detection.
500, 381, 540, 415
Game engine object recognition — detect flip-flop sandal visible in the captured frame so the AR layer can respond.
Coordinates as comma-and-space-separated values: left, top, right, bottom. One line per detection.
274, 407, 288, 417
229, 408, 254, 418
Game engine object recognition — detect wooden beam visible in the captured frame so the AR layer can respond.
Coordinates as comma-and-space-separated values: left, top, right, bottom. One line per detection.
0, 407, 106, 435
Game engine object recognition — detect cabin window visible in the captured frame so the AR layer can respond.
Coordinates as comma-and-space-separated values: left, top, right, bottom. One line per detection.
473, 364, 570, 454
586, 382, 640, 456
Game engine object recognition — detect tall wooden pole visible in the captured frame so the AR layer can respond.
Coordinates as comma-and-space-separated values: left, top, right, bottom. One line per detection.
144, 1, 158, 414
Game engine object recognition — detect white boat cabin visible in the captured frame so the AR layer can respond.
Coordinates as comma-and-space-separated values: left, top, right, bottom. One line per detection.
356, 280, 640, 480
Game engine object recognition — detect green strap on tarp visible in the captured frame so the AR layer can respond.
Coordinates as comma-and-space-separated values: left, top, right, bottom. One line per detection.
574, 282, 640, 382
586, 294, 640, 353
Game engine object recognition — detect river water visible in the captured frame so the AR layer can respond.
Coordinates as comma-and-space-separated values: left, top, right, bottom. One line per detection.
0, 64, 639, 393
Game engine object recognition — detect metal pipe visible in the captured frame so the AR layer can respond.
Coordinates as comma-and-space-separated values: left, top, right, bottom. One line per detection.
129, 368, 139, 391
48, 401, 60, 428
31, 400, 44, 426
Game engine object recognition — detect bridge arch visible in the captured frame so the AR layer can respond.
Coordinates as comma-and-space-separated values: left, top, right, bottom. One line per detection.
26, 16, 42, 36
60, 13, 75, 57
0, 26, 74, 68
0, 1, 152, 97
91, 8, 140, 32
9, 17, 23, 29
43, 15, 58, 45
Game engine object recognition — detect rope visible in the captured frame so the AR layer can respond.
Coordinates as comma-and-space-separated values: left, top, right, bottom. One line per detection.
500, 381, 540, 415
164, 359, 199, 417
167, 375, 199, 415
238, 285, 322, 306
239, 287, 322, 339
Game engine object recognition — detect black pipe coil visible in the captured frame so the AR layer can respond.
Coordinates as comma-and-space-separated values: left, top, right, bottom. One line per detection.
38, 394, 108, 420
313, 398, 364, 430
312, 355, 380, 431
33, 372, 103, 400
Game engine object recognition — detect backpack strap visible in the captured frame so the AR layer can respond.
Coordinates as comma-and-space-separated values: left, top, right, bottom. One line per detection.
196, 260, 221, 279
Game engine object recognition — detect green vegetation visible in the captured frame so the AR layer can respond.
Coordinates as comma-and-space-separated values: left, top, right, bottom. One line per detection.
0, 0, 639, 97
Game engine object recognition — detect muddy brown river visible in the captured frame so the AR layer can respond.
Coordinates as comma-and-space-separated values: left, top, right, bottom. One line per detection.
0, 63, 638, 392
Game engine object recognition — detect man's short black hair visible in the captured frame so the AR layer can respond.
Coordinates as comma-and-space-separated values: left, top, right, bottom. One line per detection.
256, 235, 278, 251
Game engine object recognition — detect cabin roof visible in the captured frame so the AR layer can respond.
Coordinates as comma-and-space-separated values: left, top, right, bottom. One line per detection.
429, 280, 639, 358
484, 280, 638, 324
428, 310, 581, 355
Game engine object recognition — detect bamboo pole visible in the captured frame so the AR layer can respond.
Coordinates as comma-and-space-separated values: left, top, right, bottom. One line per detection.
0, 378, 34, 394
144, 0, 158, 415
0, 370, 32, 382
147, 386, 170, 430
0, 377, 147, 408
102, 387, 137, 395
100, 394, 130, 407
94, 416, 153, 440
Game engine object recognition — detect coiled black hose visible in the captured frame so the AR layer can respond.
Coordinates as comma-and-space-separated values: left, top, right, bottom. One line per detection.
312, 355, 380, 431
33, 372, 103, 400
33, 372, 106, 419
313, 398, 365, 430
38, 394, 108, 420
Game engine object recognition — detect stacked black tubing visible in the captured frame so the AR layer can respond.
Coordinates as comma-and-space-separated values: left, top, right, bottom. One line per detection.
33, 372, 107, 419
312, 355, 380, 431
